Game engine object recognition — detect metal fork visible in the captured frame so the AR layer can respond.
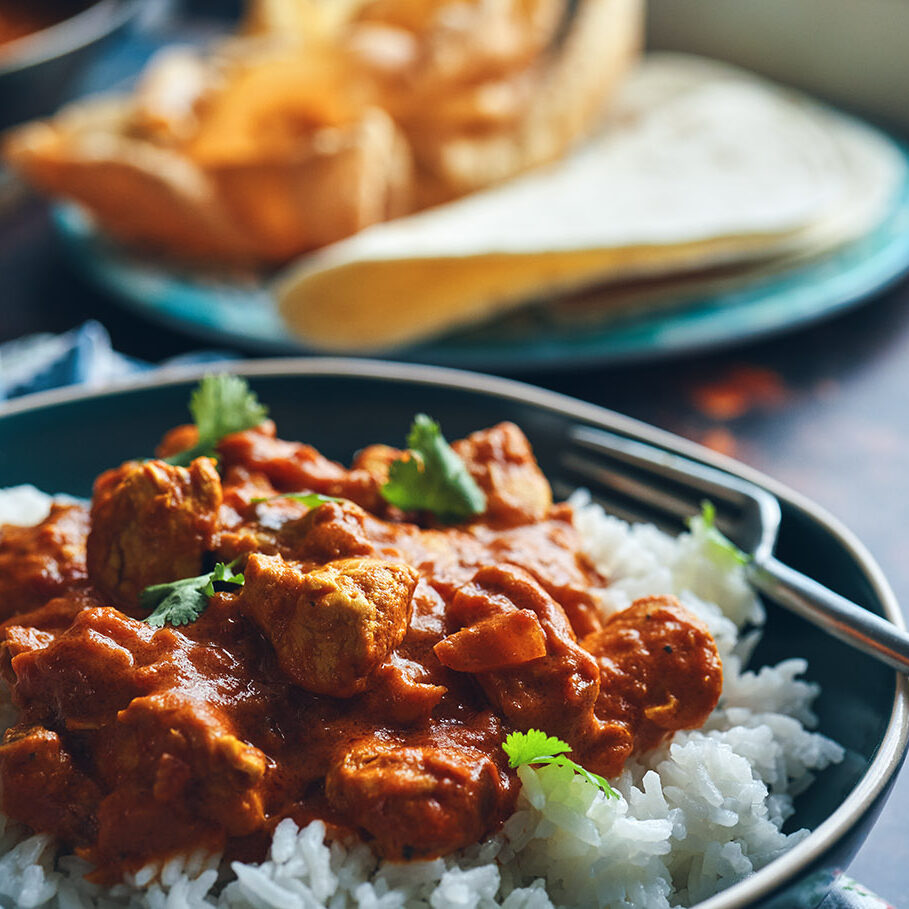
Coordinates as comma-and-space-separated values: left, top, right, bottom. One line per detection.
559, 425, 909, 674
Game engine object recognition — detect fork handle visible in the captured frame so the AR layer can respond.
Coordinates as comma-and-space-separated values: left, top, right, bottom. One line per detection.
748, 556, 909, 674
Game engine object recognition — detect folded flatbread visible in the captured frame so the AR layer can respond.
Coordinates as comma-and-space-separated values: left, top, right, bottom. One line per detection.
278, 54, 905, 351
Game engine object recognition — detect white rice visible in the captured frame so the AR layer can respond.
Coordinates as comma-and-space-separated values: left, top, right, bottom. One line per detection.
0, 487, 845, 909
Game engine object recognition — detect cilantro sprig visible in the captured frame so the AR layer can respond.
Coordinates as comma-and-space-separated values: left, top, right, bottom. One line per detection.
251, 492, 341, 507
164, 374, 268, 467
379, 415, 486, 521
689, 500, 750, 566
502, 729, 619, 799
141, 559, 245, 629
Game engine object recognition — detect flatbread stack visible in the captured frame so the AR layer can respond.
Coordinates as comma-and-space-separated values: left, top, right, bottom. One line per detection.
278, 54, 905, 351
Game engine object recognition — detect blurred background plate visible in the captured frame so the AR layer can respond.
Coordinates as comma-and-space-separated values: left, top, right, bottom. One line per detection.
31, 2, 909, 370
53, 152, 909, 371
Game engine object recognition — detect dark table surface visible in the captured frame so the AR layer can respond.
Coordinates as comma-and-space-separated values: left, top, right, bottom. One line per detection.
3, 193, 909, 905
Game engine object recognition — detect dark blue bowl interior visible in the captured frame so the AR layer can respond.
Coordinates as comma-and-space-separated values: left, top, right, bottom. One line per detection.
0, 370, 901, 907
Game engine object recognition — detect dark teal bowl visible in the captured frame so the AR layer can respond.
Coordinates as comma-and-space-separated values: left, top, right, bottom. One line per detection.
0, 359, 905, 909
0, 0, 144, 130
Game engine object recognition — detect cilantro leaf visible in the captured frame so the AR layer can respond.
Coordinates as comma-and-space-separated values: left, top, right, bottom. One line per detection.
142, 560, 245, 629
503, 729, 571, 767
550, 756, 616, 795
251, 492, 341, 507
688, 500, 750, 566
202, 561, 245, 598
380, 415, 486, 521
164, 374, 268, 467
502, 729, 619, 799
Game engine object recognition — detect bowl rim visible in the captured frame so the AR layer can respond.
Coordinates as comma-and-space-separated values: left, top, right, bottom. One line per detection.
2, 355, 907, 909
0, 0, 143, 76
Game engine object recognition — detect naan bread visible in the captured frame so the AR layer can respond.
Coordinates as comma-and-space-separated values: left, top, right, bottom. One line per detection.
278, 55, 904, 351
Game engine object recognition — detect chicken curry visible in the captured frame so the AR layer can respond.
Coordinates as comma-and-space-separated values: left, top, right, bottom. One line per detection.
0, 379, 722, 881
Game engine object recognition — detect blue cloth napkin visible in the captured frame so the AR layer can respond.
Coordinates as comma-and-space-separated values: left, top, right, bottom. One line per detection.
0, 321, 236, 402
0, 323, 894, 909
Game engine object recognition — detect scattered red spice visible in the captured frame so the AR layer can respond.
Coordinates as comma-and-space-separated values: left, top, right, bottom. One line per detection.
699, 428, 739, 458
690, 366, 789, 421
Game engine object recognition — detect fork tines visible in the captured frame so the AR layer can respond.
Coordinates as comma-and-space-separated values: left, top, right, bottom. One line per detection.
561, 425, 778, 551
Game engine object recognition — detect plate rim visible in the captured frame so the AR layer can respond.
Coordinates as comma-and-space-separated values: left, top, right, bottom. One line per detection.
2, 355, 907, 909
50, 136, 909, 372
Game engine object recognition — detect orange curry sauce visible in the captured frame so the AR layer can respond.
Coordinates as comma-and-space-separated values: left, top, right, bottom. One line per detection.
0, 420, 722, 881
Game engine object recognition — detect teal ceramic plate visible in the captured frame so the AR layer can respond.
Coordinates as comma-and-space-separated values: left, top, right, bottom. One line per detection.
50, 17, 909, 372
53, 144, 909, 371
0, 359, 907, 907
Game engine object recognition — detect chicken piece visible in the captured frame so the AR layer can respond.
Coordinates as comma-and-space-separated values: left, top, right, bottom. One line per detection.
580, 596, 723, 775
0, 589, 98, 638
1, 590, 103, 691
79, 692, 268, 879
476, 509, 607, 637
350, 443, 400, 484
359, 651, 448, 725
276, 499, 378, 563
1, 605, 273, 877
89, 784, 223, 883
220, 490, 391, 567
434, 609, 547, 673
6, 607, 165, 729
210, 464, 302, 560
217, 423, 387, 512
241, 553, 418, 695
452, 422, 552, 526
154, 422, 199, 460
446, 565, 607, 752
1, 625, 54, 686
0, 504, 89, 620
95, 692, 268, 838
87, 458, 222, 608
379, 506, 605, 636
0, 725, 101, 847
3, 606, 255, 732
326, 737, 507, 859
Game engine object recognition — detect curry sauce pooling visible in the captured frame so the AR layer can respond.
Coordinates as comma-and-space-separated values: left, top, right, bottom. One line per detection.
0, 394, 722, 881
